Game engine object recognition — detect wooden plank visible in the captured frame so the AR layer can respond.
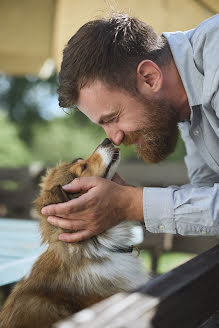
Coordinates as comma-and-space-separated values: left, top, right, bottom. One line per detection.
141, 233, 218, 254
118, 162, 189, 187
55, 245, 219, 328
171, 235, 219, 254
0, 167, 29, 181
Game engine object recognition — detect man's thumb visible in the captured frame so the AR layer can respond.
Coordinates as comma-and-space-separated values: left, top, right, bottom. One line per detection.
62, 177, 97, 192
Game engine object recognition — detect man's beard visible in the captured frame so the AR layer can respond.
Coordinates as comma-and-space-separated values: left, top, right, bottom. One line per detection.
123, 99, 179, 163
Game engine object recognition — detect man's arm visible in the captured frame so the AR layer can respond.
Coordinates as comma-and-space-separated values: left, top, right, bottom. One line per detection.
144, 122, 219, 236
143, 183, 219, 236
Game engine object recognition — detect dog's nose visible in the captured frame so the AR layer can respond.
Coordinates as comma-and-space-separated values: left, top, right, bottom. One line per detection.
101, 138, 112, 146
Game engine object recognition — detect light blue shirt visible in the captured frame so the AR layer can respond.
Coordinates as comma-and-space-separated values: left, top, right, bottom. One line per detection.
143, 14, 219, 236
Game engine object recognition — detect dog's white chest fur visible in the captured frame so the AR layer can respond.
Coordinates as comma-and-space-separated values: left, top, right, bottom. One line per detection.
68, 222, 148, 295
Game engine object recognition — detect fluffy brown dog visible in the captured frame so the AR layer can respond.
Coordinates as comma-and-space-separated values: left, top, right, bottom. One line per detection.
0, 139, 147, 328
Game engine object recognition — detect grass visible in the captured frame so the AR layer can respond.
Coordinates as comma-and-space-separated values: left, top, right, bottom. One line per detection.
140, 250, 195, 275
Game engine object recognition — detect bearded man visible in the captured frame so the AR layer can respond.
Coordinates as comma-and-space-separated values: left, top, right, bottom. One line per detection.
42, 13, 219, 241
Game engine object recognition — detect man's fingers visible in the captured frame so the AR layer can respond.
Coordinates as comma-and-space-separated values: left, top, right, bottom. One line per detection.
47, 216, 84, 230
41, 176, 105, 216
58, 230, 93, 243
62, 176, 100, 192
41, 192, 89, 216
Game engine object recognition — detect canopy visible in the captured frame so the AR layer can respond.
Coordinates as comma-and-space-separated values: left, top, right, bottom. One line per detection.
0, 0, 218, 76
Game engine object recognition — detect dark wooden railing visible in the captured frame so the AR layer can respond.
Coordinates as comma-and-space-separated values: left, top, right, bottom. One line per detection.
0, 164, 45, 218
55, 245, 219, 328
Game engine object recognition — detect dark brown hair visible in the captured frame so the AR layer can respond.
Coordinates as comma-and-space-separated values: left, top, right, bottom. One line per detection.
58, 13, 171, 108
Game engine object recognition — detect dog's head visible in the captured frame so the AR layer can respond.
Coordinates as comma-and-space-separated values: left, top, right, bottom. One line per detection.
35, 138, 120, 244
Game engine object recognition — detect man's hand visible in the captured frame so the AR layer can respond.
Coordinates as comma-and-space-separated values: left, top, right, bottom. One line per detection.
41, 175, 143, 242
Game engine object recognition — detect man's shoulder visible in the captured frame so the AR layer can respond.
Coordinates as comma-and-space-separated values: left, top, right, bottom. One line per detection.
189, 14, 219, 40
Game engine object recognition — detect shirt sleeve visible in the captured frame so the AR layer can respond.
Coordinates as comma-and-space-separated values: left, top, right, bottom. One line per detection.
143, 183, 219, 236
179, 121, 219, 187
143, 122, 219, 236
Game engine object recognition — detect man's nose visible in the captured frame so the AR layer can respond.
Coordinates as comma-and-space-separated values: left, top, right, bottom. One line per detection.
104, 126, 124, 146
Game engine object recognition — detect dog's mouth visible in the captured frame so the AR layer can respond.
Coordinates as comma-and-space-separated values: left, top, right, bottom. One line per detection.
112, 148, 120, 161
103, 148, 120, 179
95, 138, 120, 180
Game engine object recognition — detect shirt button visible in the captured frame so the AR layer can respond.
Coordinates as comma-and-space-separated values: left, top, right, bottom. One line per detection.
159, 225, 165, 231
201, 230, 207, 235
193, 130, 199, 136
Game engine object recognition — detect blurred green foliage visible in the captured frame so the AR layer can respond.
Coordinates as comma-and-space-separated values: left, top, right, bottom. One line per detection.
0, 107, 185, 167
0, 74, 57, 145
0, 111, 31, 167
140, 250, 195, 274
0, 74, 186, 167
31, 112, 140, 164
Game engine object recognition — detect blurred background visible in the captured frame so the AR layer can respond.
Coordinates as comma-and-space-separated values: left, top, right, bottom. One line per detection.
0, 0, 219, 279
1, 0, 218, 169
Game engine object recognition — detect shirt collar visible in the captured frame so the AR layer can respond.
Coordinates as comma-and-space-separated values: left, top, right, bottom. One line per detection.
162, 31, 203, 108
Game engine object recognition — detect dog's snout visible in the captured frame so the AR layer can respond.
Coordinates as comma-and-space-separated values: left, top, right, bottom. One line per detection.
101, 138, 112, 146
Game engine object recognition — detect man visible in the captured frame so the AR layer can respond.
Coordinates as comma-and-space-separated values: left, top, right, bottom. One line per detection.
42, 13, 219, 242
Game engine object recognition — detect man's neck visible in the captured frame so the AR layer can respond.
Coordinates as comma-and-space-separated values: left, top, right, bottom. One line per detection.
162, 59, 191, 122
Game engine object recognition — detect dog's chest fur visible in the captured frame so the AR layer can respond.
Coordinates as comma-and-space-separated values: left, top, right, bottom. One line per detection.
64, 221, 147, 295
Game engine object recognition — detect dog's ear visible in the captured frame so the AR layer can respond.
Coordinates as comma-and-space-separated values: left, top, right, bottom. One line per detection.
35, 184, 73, 215
49, 184, 71, 203
49, 185, 83, 201
50, 185, 82, 201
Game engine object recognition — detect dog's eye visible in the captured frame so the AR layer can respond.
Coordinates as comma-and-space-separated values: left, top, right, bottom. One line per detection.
81, 163, 87, 172
72, 158, 83, 164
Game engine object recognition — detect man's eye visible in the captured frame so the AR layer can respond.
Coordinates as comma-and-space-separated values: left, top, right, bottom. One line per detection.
81, 164, 87, 172
107, 118, 115, 123
106, 116, 119, 124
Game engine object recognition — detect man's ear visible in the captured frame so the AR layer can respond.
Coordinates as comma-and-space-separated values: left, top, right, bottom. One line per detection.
136, 60, 163, 95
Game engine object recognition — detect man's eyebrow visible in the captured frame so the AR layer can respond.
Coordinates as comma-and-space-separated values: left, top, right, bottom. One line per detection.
98, 111, 119, 125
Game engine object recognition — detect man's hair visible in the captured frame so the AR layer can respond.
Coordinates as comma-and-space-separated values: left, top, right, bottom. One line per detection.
58, 14, 171, 108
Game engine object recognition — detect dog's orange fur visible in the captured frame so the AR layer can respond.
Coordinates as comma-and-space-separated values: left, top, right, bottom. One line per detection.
0, 141, 147, 328
0, 150, 114, 328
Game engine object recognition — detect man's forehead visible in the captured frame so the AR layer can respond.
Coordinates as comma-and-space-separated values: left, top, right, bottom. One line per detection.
77, 100, 113, 123
77, 84, 120, 123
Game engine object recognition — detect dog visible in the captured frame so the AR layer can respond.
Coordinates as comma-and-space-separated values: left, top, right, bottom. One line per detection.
0, 138, 148, 328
